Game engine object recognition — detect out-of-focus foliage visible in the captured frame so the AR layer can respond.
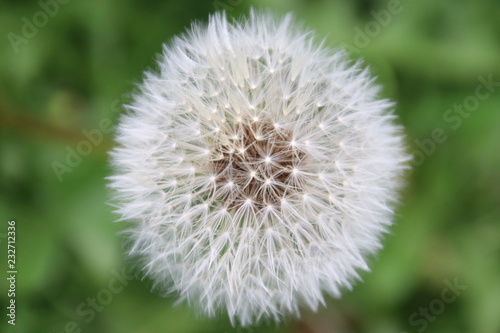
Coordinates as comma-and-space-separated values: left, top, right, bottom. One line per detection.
0, 0, 499, 332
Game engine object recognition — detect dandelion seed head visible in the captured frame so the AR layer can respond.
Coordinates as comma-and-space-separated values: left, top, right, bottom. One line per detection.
109, 10, 409, 327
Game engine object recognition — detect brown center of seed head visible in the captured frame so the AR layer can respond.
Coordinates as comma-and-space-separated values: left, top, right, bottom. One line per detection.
211, 118, 305, 211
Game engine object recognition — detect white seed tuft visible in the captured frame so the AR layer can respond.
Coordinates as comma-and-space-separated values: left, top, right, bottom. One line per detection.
109, 10, 409, 327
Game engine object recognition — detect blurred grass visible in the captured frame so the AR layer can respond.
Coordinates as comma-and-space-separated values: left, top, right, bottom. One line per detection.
1, 0, 499, 332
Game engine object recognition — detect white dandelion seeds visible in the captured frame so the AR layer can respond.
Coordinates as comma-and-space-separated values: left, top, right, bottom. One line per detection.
109, 10, 409, 326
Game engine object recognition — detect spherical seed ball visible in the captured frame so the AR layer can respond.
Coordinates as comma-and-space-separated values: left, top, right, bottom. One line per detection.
109, 10, 409, 326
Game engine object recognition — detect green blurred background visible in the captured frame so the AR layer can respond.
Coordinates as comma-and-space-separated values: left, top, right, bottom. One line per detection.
1, 0, 499, 332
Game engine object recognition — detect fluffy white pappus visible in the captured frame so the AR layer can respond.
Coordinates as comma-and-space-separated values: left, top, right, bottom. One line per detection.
109, 10, 409, 326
